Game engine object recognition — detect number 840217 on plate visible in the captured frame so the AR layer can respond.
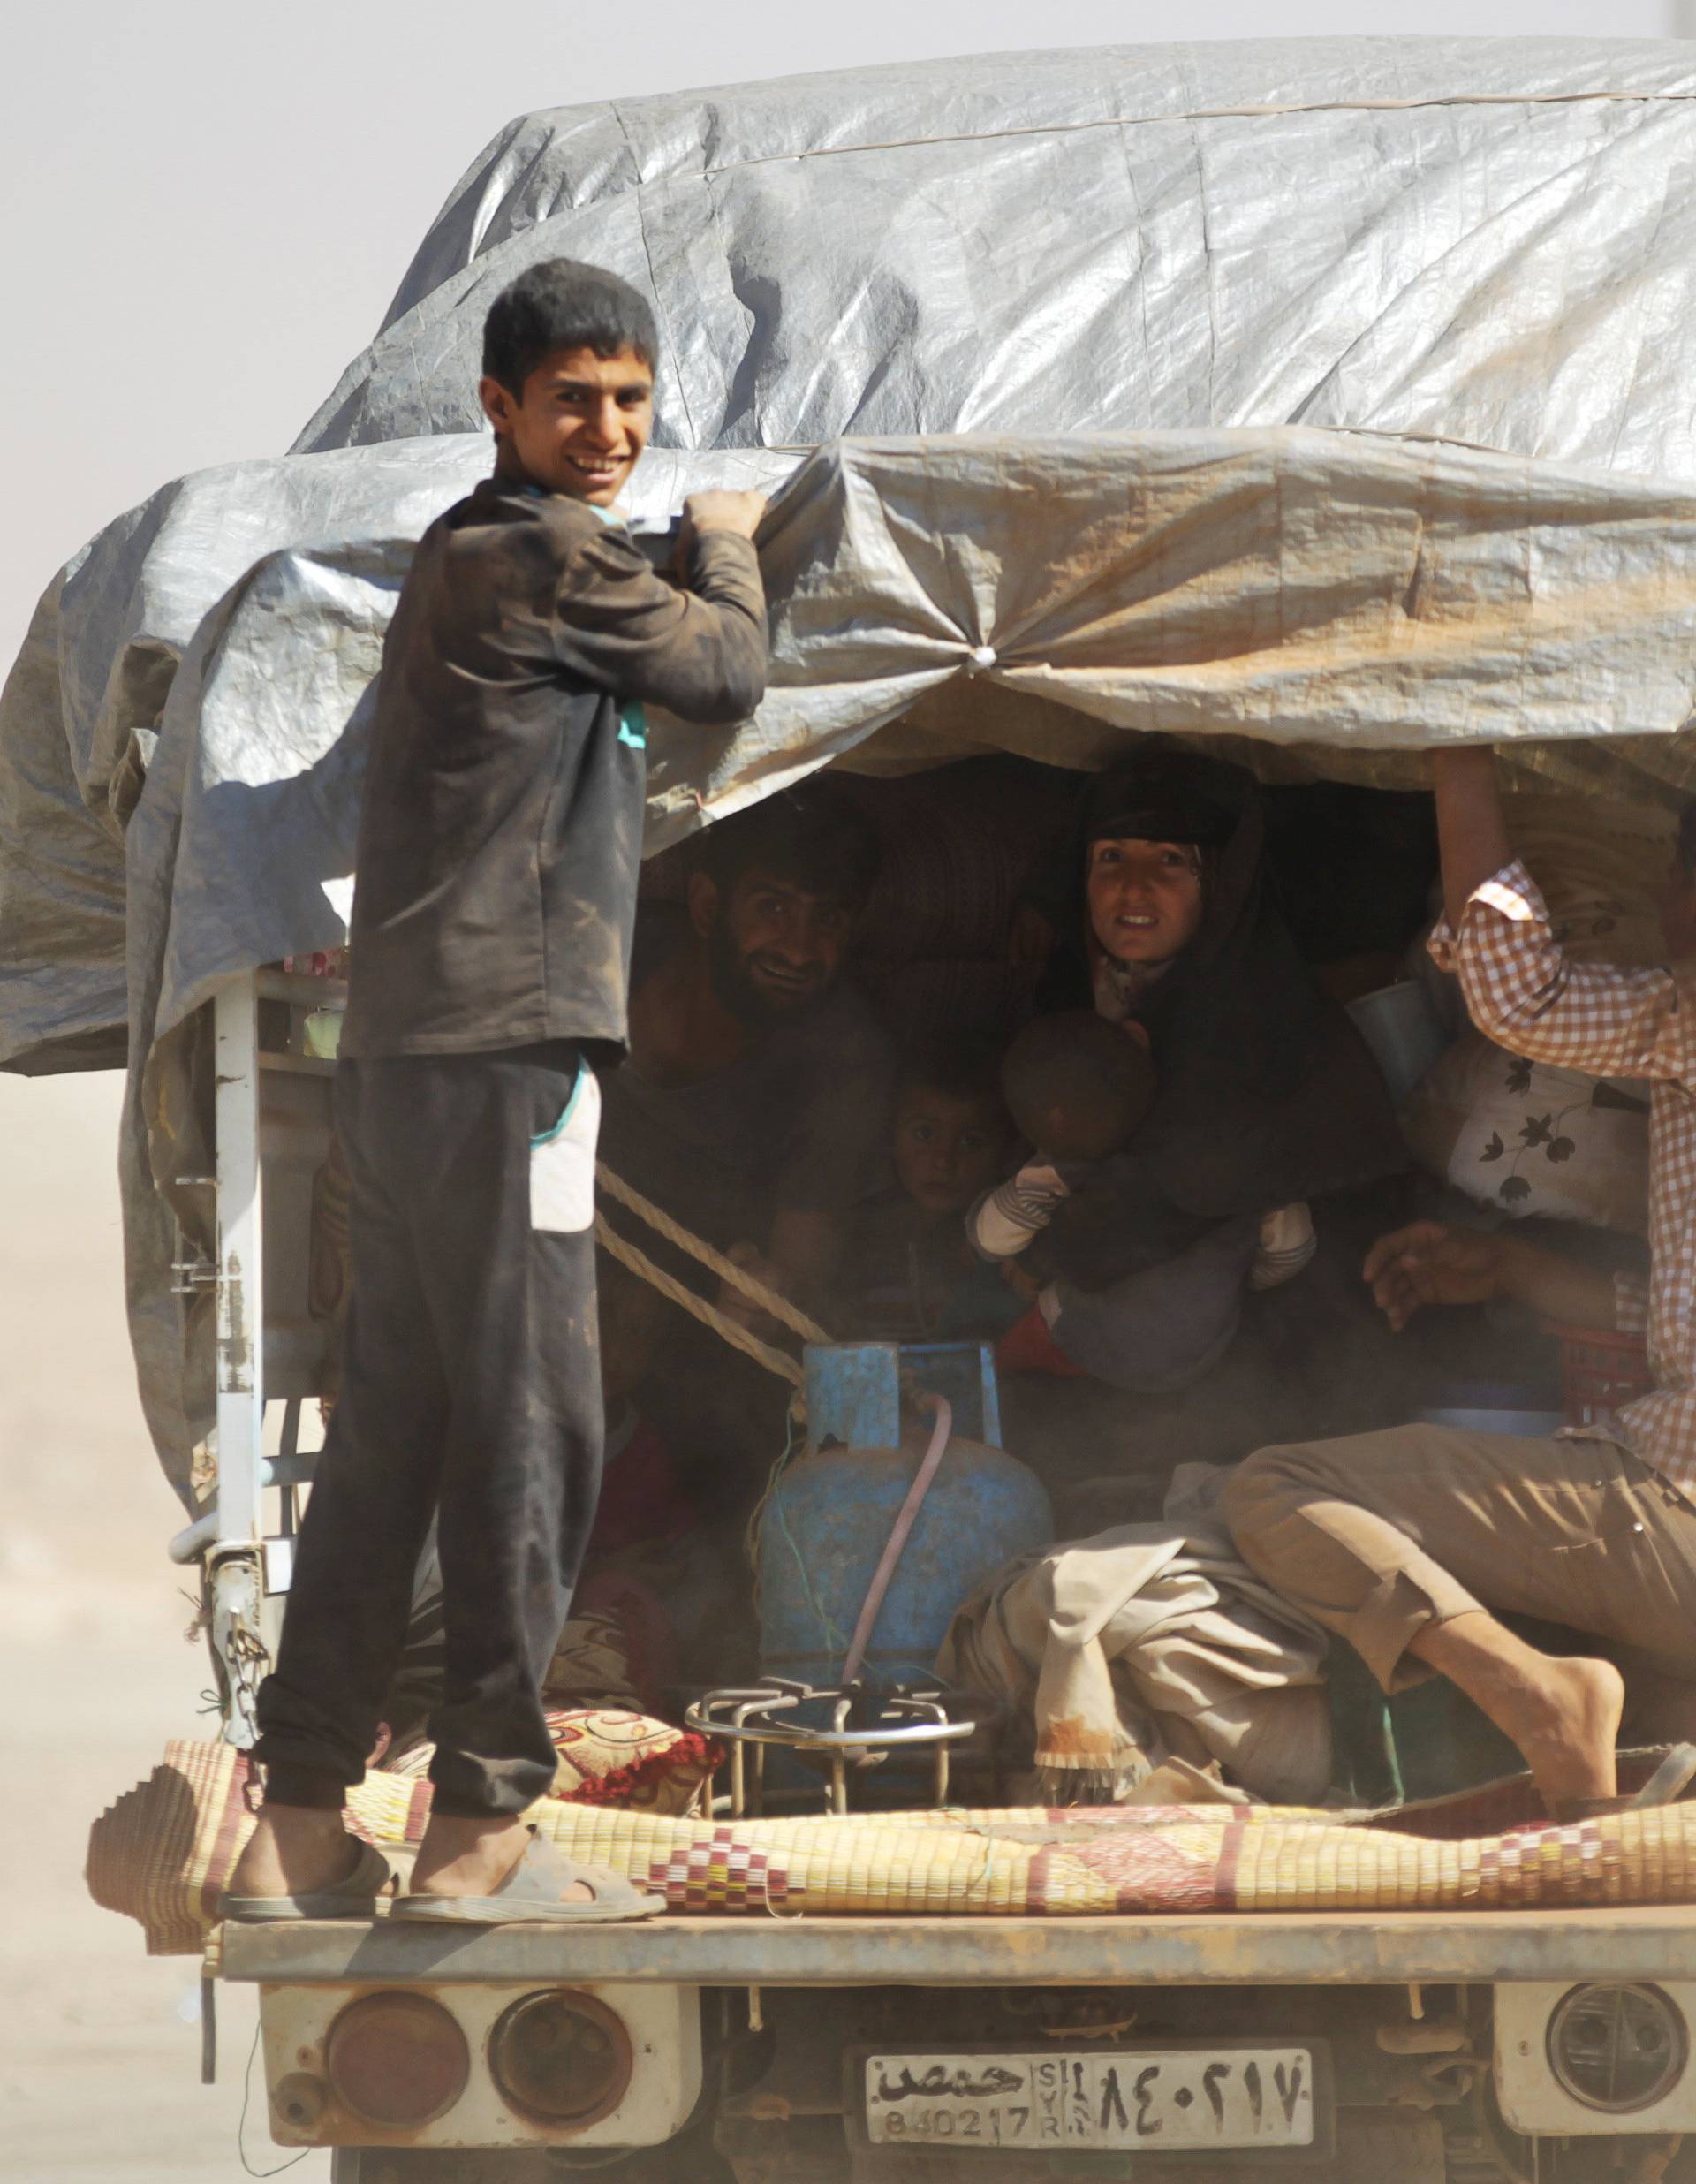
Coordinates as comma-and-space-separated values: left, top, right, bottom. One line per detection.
863, 2047, 1319, 2152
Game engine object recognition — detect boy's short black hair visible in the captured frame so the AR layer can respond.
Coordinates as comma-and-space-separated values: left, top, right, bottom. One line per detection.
690, 780, 883, 911
481, 258, 661, 394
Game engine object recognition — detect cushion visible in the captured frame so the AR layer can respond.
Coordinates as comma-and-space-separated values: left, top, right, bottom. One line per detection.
392, 1709, 722, 1814
1402, 1030, 1650, 1234
543, 1708, 720, 1812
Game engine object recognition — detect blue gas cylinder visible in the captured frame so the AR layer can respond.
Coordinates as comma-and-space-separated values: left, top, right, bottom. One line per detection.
757, 1431, 1054, 1690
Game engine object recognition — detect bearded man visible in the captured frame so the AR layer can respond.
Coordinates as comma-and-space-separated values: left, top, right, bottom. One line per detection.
599, 782, 892, 1318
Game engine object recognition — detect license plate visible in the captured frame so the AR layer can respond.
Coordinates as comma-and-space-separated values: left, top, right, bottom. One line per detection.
864, 2047, 1316, 2152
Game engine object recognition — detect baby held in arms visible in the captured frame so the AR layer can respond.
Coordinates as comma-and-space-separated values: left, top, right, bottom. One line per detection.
972, 1012, 1315, 1384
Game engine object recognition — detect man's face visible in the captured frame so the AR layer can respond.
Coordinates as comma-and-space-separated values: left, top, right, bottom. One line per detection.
478, 344, 654, 504
893, 1087, 1011, 1218
693, 868, 852, 1024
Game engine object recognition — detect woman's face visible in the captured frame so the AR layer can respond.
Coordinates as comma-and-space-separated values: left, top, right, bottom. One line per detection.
1087, 837, 1206, 967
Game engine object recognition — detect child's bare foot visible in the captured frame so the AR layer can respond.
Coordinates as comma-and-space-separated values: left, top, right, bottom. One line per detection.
411, 1814, 592, 1904
227, 1807, 365, 1900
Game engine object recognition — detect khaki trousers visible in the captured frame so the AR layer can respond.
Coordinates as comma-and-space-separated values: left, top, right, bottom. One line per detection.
1223, 1426, 1696, 1694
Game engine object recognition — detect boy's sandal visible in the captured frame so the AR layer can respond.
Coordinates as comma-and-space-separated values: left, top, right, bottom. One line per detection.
392, 1829, 665, 1926
1547, 1743, 1696, 1826
223, 1838, 396, 1923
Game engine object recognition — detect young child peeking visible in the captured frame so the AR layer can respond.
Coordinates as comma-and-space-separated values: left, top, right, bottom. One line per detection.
974, 1012, 1316, 1386
227, 259, 768, 1927
840, 1042, 1026, 1341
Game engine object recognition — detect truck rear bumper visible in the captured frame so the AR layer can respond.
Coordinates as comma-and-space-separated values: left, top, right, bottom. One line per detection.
220, 1903, 1696, 1989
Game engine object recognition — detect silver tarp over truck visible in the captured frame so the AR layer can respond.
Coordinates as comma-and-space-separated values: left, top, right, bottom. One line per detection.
4, 36, 1696, 1493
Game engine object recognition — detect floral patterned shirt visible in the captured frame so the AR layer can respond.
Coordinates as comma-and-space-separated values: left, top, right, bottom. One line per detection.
1430, 858, 1696, 1500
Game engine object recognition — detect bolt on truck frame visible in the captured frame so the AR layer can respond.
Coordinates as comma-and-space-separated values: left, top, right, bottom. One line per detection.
182, 959, 1696, 2184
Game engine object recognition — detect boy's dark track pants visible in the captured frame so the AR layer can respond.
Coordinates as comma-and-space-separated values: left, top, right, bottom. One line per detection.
254, 1045, 603, 1817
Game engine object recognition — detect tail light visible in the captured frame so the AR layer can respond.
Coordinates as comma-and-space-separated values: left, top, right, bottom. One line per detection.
325, 1991, 470, 2127
1547, 1983, 1687, 2113
488, 1990, 633, 2127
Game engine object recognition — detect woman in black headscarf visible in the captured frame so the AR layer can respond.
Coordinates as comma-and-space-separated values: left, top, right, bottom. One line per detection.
1003, 747, 1410, 1498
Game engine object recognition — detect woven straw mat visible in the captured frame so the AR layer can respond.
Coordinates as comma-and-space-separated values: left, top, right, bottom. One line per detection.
87, 1740, 1696, 1953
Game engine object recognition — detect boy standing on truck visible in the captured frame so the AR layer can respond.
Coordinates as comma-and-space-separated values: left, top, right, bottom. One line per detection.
226, 259, 768, 1923
1227, 747, 1696, 1818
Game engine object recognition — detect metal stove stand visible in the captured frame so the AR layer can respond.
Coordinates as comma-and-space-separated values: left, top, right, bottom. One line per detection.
685, 1679, 995, 1816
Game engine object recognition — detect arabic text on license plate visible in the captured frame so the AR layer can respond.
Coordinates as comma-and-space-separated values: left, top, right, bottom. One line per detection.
865, 2048, 1314, 2151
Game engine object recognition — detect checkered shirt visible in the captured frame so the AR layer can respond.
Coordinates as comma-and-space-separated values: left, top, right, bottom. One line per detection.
1429, 858, 1696, 1502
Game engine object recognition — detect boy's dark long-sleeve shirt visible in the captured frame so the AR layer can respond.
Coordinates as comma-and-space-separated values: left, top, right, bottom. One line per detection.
340, 477, 766, 1061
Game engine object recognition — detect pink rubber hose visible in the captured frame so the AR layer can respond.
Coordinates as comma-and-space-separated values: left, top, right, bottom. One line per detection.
839, 1392, 954, 1688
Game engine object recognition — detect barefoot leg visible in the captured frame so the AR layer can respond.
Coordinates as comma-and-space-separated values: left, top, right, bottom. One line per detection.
1411, 1611, 1624, 1807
